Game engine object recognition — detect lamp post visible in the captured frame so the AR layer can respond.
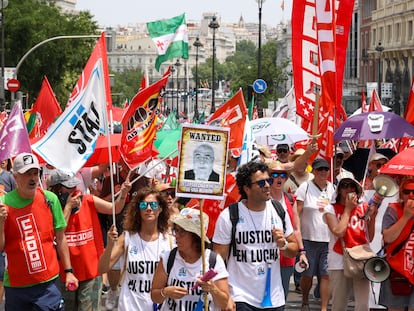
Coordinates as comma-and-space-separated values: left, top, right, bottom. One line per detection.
174, 59, 181, 119
375, 41, 384, 100
193, 37, 202, 121
256, 0, 265, 118
209, 16, 219, 114
0, 0, 8, 111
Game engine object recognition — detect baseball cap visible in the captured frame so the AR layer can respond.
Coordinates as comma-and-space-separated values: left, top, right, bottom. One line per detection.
13, 153, 40, 174
312, 158, 330, 170
276, 144, 290, 151
47, 170, 81, 188
171, 208, 210, 243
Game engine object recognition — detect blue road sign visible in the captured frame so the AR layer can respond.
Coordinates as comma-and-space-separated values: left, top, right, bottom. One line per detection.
253, 79, 267, 94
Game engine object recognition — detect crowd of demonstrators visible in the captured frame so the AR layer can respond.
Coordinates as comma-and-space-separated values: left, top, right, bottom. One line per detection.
323, 176, 378, 311
98, 158, 149, 310
296, 158, 335, 311
152, 208, 230, 310
268, 160, 306, 300
47, 169, 130, 310
99, 187, 174, 311
213, 161, 298, 310
0, 153, 77, 310
379, 178, 414, 310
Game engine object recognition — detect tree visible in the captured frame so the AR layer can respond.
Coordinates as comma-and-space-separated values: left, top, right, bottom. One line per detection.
5, 0, 99, 108
110, 69, 143, 106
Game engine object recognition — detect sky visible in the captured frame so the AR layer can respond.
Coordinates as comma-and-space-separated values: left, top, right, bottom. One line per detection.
75, 0, 292, 28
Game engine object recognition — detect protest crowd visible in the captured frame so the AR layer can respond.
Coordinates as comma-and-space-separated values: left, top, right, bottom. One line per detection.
2, 8, 414, 311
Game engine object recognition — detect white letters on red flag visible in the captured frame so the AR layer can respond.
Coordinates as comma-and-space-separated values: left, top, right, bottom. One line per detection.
120, 74, 169, 169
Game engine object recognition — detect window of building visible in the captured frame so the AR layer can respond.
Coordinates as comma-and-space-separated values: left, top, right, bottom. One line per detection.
396, 23, 401, 41
409, 21, 413, 41
387, 25, 391, 43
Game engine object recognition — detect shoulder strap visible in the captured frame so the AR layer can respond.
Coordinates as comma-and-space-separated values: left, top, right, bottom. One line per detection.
271, 199, 286, 232
208, 250, 217, 269
229, 203, 239, 258
166, 247, 178, 275
289, 174, 300, 187
285, 192, 295, 207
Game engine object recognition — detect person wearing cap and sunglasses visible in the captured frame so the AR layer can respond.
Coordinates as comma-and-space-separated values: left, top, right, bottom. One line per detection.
213, 161, 298, 310
295, 158, 335, 311
360, 153, 389, 191
275, 144, 291, 164
0, 153, 78, 310
152, 208, 229, 310
323, 176, 377, 311
47, 169, 131, 310
100, 187, 174, 311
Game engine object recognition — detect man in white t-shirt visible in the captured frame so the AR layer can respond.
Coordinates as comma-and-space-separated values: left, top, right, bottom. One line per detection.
213, 161, 298, 310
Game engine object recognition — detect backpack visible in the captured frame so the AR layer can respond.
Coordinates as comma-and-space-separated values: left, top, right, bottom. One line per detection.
166, 247, 217, 275
228, 199, 286, 257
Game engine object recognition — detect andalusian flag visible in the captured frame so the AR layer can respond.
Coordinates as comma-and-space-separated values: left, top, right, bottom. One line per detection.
147, 13, 189, 71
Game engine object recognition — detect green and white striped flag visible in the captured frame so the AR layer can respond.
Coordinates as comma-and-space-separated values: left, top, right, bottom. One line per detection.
147, 13, 189, 71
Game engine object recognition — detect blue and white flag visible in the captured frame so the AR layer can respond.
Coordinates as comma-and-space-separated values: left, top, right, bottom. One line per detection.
32, 60, 108, 174
239, 116, 258, 166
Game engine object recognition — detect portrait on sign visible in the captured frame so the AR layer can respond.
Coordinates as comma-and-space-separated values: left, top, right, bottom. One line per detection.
177, 124, 229, 200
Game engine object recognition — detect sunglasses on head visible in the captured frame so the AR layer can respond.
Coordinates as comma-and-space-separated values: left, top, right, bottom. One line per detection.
277, 148, 289, 154
163, 191, 175, 198
402, 189, 414, 195
315, 167, 329, 171
138, 201, 159, 210
271, 172, 287, 179
340, 182, 356, 189
252, 178, 274, 188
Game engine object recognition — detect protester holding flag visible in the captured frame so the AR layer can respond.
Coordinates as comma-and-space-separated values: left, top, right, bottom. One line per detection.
0, 153, 77, 310
99, 187, 174, 311
47, 170, 131, 310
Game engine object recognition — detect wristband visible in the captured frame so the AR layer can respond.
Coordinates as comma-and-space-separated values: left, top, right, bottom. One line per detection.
160, 288, 166, 298
298, 248, 306, 253
64, 268, 74, 274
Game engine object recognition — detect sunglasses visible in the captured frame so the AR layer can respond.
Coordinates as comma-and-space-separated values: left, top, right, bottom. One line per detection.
138, 201, 159, 210
315, 167, 329, 171
402, 189, 414, 195
163, 191, 176, 198
341, 182, 356, 189
271, 172, 287, 179
375, 162, 386, 169
172, 227, 188, 236
277, 148, 289, 153
252, 178, 274, 188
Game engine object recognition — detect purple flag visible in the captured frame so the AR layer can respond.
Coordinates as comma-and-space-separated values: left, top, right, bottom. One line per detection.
0, 104, 32, 161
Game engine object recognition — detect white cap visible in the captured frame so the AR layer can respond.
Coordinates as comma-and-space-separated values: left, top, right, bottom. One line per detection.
13, 153, 40, 174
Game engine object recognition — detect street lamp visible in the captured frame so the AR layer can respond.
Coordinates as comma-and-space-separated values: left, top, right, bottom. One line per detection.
209, 16, 219, 114
0, 0, 8, 111
256, 0, 265, 118
375, 41, 384, 100
174, 59, 181, 118
193, 37, 202, 121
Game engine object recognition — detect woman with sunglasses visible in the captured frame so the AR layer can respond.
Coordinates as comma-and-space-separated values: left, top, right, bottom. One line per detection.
268, 160, 308, 300
151, 208, 230, 310
99, 187, 173, 311
323, 176, 377, 311
378, 178, 414, 310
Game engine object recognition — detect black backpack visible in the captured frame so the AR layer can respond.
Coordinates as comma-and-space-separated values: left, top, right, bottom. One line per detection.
228, 199, 286, 257
166, 247, 217, 275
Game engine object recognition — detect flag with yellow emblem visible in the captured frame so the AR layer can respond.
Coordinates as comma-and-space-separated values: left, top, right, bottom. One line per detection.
120, 70, 170, 169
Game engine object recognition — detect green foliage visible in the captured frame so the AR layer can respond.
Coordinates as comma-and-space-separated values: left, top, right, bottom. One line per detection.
5, 0, 99, 108
110, 69, 144, 106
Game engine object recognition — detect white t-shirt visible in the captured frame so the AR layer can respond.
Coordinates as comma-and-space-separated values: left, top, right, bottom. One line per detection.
118, 231, 174, 311
323, 204, 344, 270
213, 200, 294, 308
296, 181, 335, 242
159, 249, 228, 311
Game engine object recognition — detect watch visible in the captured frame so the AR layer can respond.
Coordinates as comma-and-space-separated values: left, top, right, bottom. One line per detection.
64, 268, 74, 274
279, 239, 289, 251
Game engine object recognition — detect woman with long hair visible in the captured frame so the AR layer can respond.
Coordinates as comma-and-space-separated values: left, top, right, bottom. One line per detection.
99, 187, 173, 311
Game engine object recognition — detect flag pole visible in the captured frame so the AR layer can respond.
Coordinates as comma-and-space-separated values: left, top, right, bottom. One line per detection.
106, 108, 117, 226
198, 198, 208, 310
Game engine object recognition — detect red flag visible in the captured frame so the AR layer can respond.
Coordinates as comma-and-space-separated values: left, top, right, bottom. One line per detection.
207, 89, 247, 150
30, 76, 62, 136
404, 77, 414, 125
66, 33, 112, 109
139, 69, 149, 92
361, 91, 367, 113
369, 89, 383, 112
120, 75, 169, 169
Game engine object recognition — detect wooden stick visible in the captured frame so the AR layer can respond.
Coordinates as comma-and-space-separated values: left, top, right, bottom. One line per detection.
198, 198, 209, 311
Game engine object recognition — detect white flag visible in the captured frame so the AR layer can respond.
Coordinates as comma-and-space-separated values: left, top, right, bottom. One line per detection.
32, 60, 108, 174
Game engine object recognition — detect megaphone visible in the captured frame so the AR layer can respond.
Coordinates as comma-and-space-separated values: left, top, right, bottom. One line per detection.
363, 256, 391, 283
360, 174, 399, 219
